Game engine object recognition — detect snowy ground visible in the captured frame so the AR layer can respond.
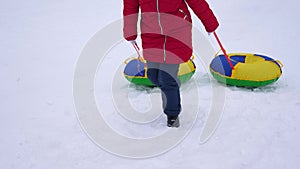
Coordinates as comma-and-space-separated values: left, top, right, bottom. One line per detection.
1, 0, 300, 169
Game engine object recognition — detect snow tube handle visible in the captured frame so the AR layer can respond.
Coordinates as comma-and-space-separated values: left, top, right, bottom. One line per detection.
214, 49, 222, 57
124, 57, 135, 64
276, 60, 284, 68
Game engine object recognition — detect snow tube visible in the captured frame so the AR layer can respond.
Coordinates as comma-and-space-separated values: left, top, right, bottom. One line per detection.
210, 53, 283, 87
124, 57, 196, 86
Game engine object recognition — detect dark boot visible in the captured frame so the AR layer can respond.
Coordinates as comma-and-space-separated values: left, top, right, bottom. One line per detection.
167, 116, 180, 128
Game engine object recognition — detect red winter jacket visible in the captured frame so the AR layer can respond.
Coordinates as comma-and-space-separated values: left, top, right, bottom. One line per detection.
123, 0, 219, 64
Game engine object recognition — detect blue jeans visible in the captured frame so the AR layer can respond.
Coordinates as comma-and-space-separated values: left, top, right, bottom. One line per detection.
147, 61, 181, 117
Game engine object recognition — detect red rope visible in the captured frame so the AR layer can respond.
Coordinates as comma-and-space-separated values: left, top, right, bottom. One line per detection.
132, 42, 141, 58
213, 32, 234, 69
132, 42, 143, 74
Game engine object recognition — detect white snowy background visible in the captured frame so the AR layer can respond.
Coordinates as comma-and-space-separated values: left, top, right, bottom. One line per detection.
1, 0, 300, 168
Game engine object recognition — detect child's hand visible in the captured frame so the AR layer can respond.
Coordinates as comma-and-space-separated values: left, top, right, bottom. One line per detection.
129, 40, 137, 45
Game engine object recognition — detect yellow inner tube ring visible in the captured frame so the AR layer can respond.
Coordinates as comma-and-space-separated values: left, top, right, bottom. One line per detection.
210, 53, 283, 87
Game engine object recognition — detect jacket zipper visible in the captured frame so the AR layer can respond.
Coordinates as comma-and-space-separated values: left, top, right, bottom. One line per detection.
163, 35, 167, 62
156, 0, 167, 62
156, 0, 163, 34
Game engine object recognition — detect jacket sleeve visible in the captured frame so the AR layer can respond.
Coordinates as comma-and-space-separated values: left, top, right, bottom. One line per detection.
123, 0, 139, 41
185, 0, 219, 32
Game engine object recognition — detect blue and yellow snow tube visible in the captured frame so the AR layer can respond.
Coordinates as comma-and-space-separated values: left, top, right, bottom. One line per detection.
210, 53, 283, 87
124, 57, 196, 86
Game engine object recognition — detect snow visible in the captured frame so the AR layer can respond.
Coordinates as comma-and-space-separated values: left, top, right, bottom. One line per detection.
1, 0, 300, 168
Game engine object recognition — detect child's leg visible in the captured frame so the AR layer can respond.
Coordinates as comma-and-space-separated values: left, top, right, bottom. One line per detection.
147, 61, 181, 127
146, 61, 160, 86
157, 64, 181, 117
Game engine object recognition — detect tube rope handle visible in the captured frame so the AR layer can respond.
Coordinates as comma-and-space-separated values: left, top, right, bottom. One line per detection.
213, 32, 235, 70
132, 42, 143, 75
276, 60, 284, 68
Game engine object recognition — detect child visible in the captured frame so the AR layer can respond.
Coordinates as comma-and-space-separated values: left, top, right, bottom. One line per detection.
123, 0, 219, 127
